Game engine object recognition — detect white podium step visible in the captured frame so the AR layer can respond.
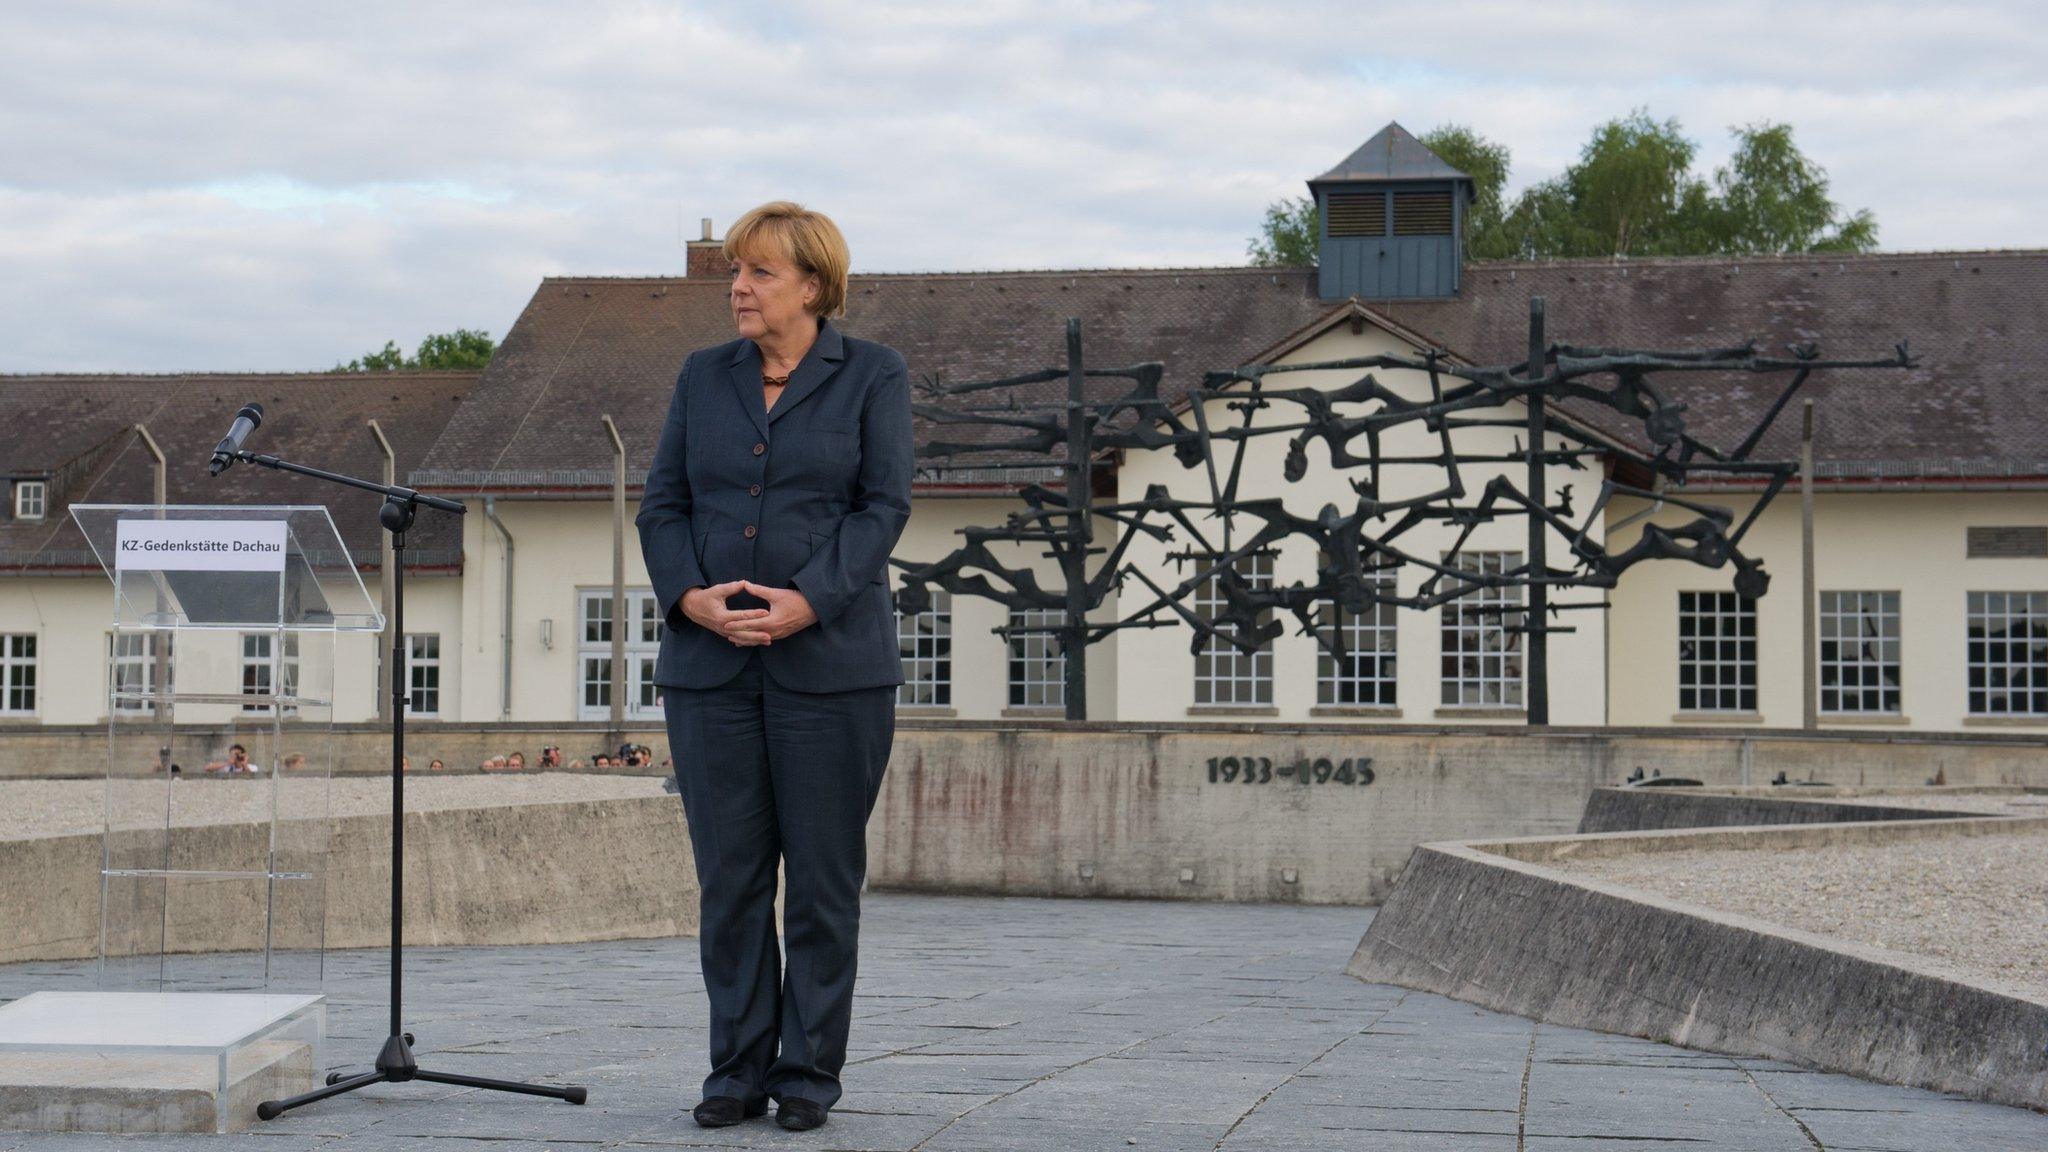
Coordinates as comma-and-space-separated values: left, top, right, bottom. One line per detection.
0, 991, 324, 1133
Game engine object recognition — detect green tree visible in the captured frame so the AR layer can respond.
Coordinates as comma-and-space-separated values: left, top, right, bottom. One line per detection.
333, 328, 496, 373
1418, 125, 1513, 258
1706, 122, 1878, 254
1246, 194, 1319, 267
1497, 112, 1875, 259
336, 340, 409, 373
1501, 109, 1708, 259
1252, 114, 1876, 265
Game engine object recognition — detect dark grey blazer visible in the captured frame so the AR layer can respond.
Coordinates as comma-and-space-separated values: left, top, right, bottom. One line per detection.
636, 317, 913, 693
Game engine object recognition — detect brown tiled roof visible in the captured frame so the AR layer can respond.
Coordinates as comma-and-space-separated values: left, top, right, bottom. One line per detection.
1, 372, 476, 573
415, 249, 2048, 494
410, 268, 1335, 493
1370, 250, 2048, 478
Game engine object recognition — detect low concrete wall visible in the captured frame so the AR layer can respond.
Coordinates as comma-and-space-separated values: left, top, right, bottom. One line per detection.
1347, 817, 2048, 1110
8, 722, 2048, 914
864, 723, 2048, 905
8, 718, 2048, 785
1574, 785, 1999, 834
2, 796, 697, 964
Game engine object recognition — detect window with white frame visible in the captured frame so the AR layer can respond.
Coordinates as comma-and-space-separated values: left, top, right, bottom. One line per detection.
405, 633, 441, 717
1006, 607, 1064, 709
635, 593, 662, 714
0, 634, 36, 715
1194, 551, 1275, 706
1819, 592, 1900, 714
897, 589, 951, 707
577, 588, 663, 720
1317, 561, 1398, 707
109, 632, 173, 714
1440, 552, 1522, 708
239, 632, 299, 713
1967, 591, 2048, 716
13, 481, 45, 521
1677, 591, 1756, 713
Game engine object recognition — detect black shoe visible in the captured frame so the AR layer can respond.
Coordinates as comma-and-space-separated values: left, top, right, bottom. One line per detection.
693, 1095, 767, 1127
775, 1097, 828, 1131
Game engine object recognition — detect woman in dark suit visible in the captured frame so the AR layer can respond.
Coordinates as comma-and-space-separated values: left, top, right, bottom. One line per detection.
634, 201, 913, 1133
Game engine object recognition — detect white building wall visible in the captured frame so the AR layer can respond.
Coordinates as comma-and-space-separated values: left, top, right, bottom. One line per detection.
0, 577, 106, 726
1607, 489, 2048, 732
0, 572, 446, 726
438, 493, 1115, 724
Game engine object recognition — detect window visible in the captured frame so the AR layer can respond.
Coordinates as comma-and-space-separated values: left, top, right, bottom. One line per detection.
1819, 592, 1900, 714
13, 481, 45, 521
897, 589, 951, 707
239, 632, 299, 713
1441, 552, 1522, 708
1967, 592, 2048, 716
1007, 607, 1065, 709
1318, 564, 1398, 707
0, 634, 35, 714
1194, 552, 1275, 706
1677, 591, 1756, 713
109, 632, 173, 715
405, 633, 440, 718
578, 589, 663, 720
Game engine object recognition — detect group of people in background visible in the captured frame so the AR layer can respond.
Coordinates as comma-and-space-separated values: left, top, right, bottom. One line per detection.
393, 743, 665, 773
173, 743, 669, 776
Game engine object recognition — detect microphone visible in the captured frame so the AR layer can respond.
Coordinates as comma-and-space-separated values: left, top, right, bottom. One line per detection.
208, 403, 264, 476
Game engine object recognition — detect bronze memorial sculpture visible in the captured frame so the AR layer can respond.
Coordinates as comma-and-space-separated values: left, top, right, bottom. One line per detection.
895, 298, 1911, 722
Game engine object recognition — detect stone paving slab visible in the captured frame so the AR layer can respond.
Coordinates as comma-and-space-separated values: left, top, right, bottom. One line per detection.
0, 894, 2042, 1151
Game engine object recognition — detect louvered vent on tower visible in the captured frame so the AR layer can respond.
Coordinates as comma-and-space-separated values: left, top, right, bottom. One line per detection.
1325, 192, 1387, 238
1391, 190, 1454, 236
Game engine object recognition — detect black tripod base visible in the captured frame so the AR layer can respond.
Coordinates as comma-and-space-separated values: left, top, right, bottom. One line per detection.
256, 1032, 588, 1121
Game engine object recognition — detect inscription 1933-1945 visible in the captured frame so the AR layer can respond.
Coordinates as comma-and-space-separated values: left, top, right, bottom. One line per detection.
1205, 755, 1374, 787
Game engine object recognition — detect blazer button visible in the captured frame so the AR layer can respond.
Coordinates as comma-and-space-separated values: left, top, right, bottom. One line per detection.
743, 524, 757, 538
752, 441, 766, 455
748, 483, 761, 496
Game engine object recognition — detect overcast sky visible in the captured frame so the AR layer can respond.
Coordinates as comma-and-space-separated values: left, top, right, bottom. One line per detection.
1, 1, 2040, 372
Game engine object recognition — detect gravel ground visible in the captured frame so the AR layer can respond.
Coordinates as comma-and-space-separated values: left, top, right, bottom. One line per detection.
0, 772, 671, 840
1555, 828, 2048, 1002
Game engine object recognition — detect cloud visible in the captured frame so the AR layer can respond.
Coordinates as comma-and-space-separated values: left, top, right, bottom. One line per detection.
0, 0, 2042, 369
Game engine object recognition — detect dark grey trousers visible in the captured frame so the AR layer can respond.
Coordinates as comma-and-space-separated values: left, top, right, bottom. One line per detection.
661, 647, 895, 1109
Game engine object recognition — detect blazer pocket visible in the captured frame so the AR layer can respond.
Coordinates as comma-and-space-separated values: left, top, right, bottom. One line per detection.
813, 416, 860, 437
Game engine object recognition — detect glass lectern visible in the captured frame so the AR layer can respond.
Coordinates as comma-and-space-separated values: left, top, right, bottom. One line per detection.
69, 504, 383, 992
0, 506, 381, 1132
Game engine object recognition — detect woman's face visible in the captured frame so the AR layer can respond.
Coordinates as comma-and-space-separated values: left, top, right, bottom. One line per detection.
730, 243, 820, 344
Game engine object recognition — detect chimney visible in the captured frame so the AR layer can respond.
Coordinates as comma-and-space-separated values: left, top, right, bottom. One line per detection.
686, 217, 725, 278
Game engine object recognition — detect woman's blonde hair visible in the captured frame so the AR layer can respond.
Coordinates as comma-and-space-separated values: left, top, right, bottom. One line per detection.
723, 201, 851, 318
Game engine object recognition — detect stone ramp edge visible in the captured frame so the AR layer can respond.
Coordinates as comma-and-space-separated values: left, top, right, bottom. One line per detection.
1346, 819, 2048, 1112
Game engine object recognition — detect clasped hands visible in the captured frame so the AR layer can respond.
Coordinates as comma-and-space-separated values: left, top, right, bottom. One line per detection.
681, 580, 817, 646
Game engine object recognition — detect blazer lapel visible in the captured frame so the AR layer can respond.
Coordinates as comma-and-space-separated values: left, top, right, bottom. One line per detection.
725, 341, 770, 440
766, 318, 846, 425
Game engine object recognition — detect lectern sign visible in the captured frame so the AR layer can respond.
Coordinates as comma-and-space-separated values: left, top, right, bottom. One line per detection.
115, 520, 287, 573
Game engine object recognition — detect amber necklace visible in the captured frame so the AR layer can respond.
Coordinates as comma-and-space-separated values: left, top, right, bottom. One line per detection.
762, 368, 790, 413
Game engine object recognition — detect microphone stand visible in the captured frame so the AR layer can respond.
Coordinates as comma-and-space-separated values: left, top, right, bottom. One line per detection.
211, 449, 588, 1120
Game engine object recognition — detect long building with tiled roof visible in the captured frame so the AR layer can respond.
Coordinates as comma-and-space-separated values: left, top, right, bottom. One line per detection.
5, 123, 2045, 737
411, 248, 2048, 494
1, 372, 476, 573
